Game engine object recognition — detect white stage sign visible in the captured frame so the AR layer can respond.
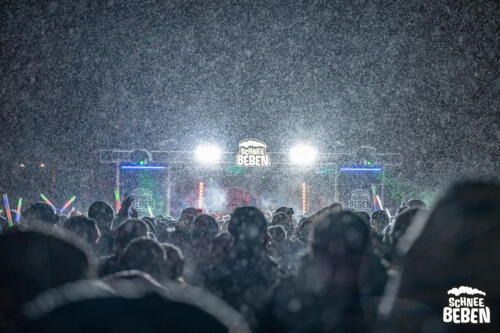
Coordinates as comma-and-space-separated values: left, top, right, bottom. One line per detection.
236, 139, 270, 167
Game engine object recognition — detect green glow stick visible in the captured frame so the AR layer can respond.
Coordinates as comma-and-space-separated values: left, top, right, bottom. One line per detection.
16, 198, 22, 223
372, 185, 378, 210
114, 189, 121, 211
40, 194, 57, 212
59, 196, 76, 213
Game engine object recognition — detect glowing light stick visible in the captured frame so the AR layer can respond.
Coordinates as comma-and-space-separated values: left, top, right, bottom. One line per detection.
376, 195, 384, 211
302, 183, 306, 215
198, 182, 204, 210
114, 189, 121, 212
148, 206, 153, 218
385, 208, 392, 219
372, 185, 378, 211
3, 194, 13, 227
59, 196, 76, 214
40, 194, 57, 212
16, 198, 22, 223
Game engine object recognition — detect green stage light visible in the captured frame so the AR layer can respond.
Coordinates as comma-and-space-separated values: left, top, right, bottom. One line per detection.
227, 166, 245, 175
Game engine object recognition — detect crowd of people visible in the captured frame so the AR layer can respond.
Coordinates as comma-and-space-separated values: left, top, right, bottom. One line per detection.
0, 179, 498, 332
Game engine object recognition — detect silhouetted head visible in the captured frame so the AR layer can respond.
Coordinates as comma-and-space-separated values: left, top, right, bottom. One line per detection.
381, 180, 500, 332
389, 207, 421, 246
271, 212, 293, 235
371, 210, 389, 234
268, 225, 287, 242
87, 201, 114, 231
191, 214, 219, 247
296, 218, 313, 243
161, 242, 185, 280
355, 211, 371, 228
328, 202, 343, 212
275, 207, 294, 217
23, 283, 227, 332
69, 210, 82, 218
228, 206, 268, 248
210, 232, 233, 258
177, 207, 200, 228
114, 219, 149, 253
0, 227, 93, 330
312, 211, 370, 266
64, 216, 101, 246
116, 237, 166, 281
22, 202, 58, 225
141, 217, 157, 235
407, 199, 426, 209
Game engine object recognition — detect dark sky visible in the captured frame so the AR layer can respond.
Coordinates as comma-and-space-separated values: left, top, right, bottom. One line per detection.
1, 0, 499, 184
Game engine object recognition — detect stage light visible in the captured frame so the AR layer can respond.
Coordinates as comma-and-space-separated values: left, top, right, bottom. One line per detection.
302, 183, 307, 215
120, 163, 166, 170
195, 144, 221, 164
130, 149, 152, 165
198, 182, 204, 209
289, 144, 317, 165
40, 163, 45, 168
356, 146, 377, 167
340, 166, 382, 172
20, 163, 25, 168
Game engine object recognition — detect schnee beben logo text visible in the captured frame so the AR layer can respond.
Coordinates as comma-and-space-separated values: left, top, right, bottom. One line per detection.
443, 286, 490, 324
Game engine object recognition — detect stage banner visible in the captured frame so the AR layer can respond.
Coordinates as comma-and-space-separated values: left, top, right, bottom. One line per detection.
236, 139, 270, 167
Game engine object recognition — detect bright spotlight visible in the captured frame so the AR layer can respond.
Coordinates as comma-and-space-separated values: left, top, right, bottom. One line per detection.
195, 144, 222, 164
289, 144, 318, 165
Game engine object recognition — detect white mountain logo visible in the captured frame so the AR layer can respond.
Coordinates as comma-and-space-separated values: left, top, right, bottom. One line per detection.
443, 286, 490, 324
447, 286, 486, 296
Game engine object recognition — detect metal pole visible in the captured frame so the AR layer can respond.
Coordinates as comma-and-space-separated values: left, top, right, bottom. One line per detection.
115, 162, 120, 193
334, 172, 339, 202
381, 168, 385, 209
166, 167, 171, 216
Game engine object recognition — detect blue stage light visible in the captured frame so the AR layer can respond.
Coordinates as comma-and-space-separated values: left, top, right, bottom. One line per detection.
120, 163, 166, 170
339, 166, 382, 172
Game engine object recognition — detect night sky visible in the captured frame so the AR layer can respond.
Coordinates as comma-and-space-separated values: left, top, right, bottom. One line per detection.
1, 0, 499, 187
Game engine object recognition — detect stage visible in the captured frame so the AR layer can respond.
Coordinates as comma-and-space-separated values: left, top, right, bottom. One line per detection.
99, 143, 401, 218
